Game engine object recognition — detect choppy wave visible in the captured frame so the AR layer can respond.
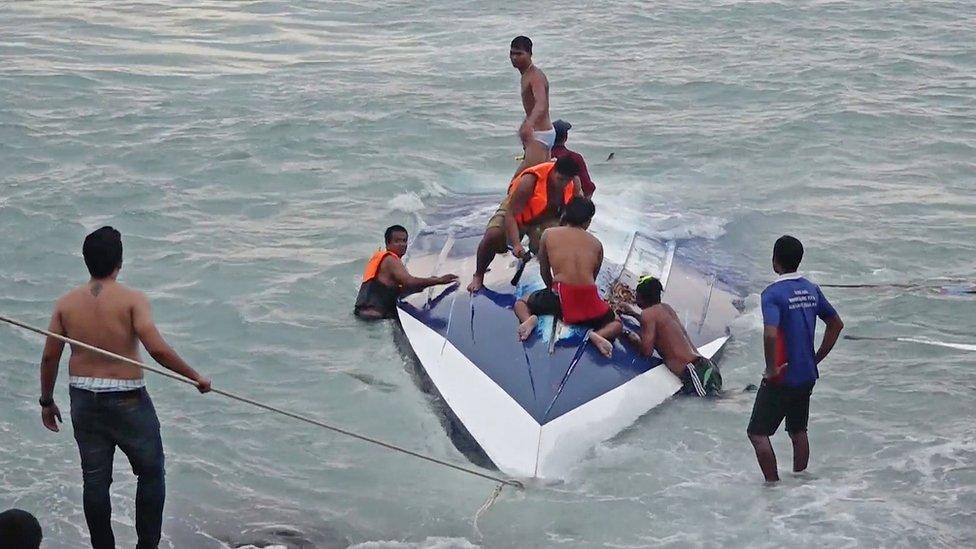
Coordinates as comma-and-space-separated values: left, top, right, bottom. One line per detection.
2, 0, 975, 547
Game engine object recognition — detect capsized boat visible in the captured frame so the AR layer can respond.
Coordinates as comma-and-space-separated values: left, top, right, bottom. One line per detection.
395, 199, 742, 479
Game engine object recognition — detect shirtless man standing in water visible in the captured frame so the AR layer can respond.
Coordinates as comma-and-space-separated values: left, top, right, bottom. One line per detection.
38, 226, 211, 548
514, 197, 622, 357
621, 277, 723, 396
510, 36, 554, 175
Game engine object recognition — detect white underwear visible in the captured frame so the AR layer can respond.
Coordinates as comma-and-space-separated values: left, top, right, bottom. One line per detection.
532, 127, 556, 149
69, 376, 146, 393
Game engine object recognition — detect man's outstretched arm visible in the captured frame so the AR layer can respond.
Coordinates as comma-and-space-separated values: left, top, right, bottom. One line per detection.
387, 257, 457, 292
133, 293, 211, 393
635, 310, 658, 357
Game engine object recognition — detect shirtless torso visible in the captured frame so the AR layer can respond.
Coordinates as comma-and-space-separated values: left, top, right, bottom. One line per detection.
520, 65, 551, 134
40, 273, 209, 432
55, 280, 153, 380
510, 41, 553, 174
539, 226, 603, 286
638, 303, 701, 376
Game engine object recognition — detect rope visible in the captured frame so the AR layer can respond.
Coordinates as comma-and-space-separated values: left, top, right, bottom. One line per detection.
844, 334, 976, 352
821, 280, 974, 292
472, 482, 506, 542
0, 313, 524, 490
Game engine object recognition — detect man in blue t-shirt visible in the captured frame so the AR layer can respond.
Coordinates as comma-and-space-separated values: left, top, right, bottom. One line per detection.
747, 235, 844, 482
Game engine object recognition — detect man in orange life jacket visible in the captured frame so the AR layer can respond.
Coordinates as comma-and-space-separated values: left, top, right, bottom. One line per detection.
466, 156, 582, 293
354, 225, 458, 320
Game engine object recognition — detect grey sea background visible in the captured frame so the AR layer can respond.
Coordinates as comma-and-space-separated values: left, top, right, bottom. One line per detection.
2, 1, 974, 547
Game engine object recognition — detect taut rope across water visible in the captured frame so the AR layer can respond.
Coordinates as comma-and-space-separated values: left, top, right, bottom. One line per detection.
0, 313, 524, 492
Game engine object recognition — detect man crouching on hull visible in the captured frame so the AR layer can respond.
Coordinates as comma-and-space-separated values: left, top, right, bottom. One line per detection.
514, 197, 622, 357
621, 276, 723, 396
467, 156, 582, 293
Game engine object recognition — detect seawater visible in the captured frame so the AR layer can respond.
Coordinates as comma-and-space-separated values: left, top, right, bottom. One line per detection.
1, 1, 974, 547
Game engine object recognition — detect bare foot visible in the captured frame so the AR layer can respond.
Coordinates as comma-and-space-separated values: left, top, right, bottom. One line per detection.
466, 274, 484, 293
517, 315, 538, 341
588, 332, 613, 358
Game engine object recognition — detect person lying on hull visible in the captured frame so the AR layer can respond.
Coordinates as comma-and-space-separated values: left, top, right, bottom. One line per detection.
513, 197, 622, 358
619, 276, 723, 396
466, 156, 583, 293
354, 225, 458, 320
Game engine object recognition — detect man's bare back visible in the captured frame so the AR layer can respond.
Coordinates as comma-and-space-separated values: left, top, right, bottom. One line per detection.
541, 226, 602, 286
641, 303, 701, 375
54, 280, 147, 380
517, 200, 622, 358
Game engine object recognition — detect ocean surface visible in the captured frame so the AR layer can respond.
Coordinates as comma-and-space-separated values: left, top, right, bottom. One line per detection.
2, 1, 974, 547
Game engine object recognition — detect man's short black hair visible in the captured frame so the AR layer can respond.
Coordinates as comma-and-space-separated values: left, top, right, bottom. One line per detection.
773, 235, 804, 272
511, 36, 532, 54
554, 155, 580, 178
636, 276, 663, 305
83, 226, 122, 279
384, 225, 408, 244
562, 197, 595, 227
0, 509, 42, 549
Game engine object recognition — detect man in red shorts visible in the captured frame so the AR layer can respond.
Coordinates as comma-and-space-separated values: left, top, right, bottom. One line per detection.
513, 197, 622, 357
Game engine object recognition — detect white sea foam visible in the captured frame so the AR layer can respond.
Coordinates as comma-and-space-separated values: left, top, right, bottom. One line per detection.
349, 537, 479, 549
388, 192, 427, 214
2, 0, 975, 547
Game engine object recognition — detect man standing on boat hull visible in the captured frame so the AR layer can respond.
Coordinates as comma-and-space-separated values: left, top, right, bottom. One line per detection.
510, 36, 554, 176
38, 226, 211, 548
747, 235, 844, 482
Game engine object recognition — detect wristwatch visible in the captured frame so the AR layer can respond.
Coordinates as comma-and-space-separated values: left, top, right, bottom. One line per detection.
39, 396, 54, 408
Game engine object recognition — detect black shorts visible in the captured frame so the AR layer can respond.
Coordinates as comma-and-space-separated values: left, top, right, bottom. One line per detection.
524, 288, 617, 330
746, 379, 815, 436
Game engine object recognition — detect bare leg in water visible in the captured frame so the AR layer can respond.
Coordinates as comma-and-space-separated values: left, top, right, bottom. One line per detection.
466, 227, 507, 293
748, 433, 780, 482
789, 430, 809, 473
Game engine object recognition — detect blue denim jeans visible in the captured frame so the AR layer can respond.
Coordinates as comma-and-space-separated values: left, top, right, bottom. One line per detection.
70, 387, 165, 549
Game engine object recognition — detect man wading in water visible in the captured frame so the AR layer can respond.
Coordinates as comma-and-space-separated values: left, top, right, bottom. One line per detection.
38, 226, 211, 548
747, 235, 844, 482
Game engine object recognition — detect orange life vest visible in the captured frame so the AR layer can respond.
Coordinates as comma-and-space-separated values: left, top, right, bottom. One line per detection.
507, 160, 575, 226
362, 250, 399, 283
